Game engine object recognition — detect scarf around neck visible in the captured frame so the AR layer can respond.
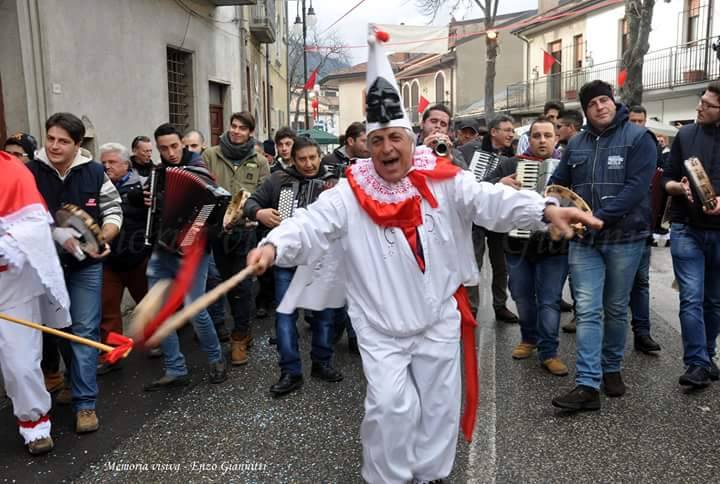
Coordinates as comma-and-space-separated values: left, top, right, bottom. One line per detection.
220, 132, 256, 164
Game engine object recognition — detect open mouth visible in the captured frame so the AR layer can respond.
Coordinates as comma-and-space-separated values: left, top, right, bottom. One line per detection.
382, 158, 400, 167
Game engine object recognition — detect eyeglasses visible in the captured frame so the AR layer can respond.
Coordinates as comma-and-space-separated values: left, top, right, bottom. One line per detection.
698, 98, 720, 110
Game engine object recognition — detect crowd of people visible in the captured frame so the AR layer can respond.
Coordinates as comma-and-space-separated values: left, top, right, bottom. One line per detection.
1, 37, 719, 482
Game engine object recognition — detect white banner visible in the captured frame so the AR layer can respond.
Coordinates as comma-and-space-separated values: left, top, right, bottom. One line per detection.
374, 24, 449, 55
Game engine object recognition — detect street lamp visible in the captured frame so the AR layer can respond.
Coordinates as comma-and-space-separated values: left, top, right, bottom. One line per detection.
293, 0, 317, 130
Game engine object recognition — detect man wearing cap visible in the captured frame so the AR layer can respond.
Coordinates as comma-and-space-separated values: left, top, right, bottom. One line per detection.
549, 80, 656, 411
4, 132, 38, 163
248, 28, 601, 484
454, 118, 480, 147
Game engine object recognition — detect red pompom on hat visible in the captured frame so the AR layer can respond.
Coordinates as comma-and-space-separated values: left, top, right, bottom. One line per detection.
375, 30, 389, 43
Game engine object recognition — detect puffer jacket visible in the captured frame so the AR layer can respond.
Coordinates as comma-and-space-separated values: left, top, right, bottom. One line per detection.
106, 170, 150, 271
549, 104, 656, 244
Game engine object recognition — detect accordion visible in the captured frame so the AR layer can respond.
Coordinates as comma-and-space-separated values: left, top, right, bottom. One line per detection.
156, 166, 231, 253
469, 150, 502, 182
509, 159, 560, 239
277, 179, 326, 220
684, 157, 718, 211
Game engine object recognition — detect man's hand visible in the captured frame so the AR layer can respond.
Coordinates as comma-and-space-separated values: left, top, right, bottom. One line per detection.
86, 243, 111, 259
143, 190, 152, 207
247, 245, 276, 275
500, 173, 520, 190
680, 177, 694, 203
543, 205, 604, 240
666, 178, 694, 203
256, 208, 282, 228
62, 237, 82, 258
703, 196, 720, 216
101, 223, 120, 244
423, 132, 454, 159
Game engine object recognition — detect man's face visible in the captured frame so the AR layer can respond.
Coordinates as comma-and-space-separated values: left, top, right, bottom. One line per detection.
368, 128, 414, 183
657, 134, 668, 149
277, 137, 294, 161
293, 146, 321, 177
456, 127, 478, 146
347, 132, 370, 158
490, 121, 514, 149
421, 109, 450, 138
133, 141, 153, 163
629, 111, 647, 127
529, 122, 557, 159
101, 151, 130, 183
556, 120, 577, 143
4, 145, 29, 163
229, 119, 252, 145
696, 90, 720, 125
45, 126, 79, 166
586, 95, 617, 131
156, 134, 184, 164
183, 132, 205, 153
545, 108, 560, 124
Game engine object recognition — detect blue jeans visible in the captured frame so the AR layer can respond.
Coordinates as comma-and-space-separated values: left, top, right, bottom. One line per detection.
570, 240, 645, 389
507, 254, 569, 361
629, 244, 652, 336
59, 263, 103, 411
206, 252, 226, 328
274, 267, 334, 375
146, 250, 222, 377
670, 224, 720, 368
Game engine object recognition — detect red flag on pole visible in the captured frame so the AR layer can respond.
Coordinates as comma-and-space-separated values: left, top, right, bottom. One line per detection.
303, 68, 318, 91
418, 95, 430, 114
617, 68, 628, 88
543, 50, 558, 75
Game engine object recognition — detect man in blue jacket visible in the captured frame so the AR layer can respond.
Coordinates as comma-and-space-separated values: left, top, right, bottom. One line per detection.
549, 80, 656, 411
663, 81, 720, 389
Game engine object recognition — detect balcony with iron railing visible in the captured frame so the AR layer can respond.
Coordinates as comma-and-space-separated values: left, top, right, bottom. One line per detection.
506, 36, 720, 112
250, 0, 276, 43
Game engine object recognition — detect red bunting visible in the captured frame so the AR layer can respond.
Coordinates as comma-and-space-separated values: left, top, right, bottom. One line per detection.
303, 67, 318, 91
543, 50, 558, 75
418, 95, 430, 114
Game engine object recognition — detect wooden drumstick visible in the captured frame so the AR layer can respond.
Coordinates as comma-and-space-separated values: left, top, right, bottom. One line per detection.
145, 263, 262, 347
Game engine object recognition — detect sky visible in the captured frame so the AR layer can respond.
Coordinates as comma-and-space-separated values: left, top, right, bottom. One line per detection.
291, 0, 539, 64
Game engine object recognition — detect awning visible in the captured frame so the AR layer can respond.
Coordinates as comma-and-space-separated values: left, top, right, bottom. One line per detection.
298, 128, 339, 145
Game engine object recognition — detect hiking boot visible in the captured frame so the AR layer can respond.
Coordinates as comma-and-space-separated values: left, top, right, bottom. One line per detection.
511, 342, 536, 360
143, 374, 190, 392
311, 362, 344, 382
542, 358, 569, 376
76, 409, 99, 434
44, 371, 64, 393
231, 333, 253, 366
602, 372, 626, 397
27, 436, 54, 455
634, 334, 661, 354
495, 306, 519, 324
678, 365, 711, 388
56, 386, 72, 405
562, 317, 576, 333
270, 373, 304, 397
209, 359, 227, 384
551, 386, 601, 411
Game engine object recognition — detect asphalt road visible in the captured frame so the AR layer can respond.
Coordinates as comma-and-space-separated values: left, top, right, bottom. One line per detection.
2, 246, 719, 483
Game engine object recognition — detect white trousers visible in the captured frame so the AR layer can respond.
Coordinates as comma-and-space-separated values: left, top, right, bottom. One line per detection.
355, 316, 462, 484
0, 297, 52, 443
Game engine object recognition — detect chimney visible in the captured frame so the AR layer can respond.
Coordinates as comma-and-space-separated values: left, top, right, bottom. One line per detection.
539, 0, 560, 14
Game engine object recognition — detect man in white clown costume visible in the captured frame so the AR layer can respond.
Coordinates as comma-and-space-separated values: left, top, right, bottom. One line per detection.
0, 151, 71, 455
248, 27, 602, 484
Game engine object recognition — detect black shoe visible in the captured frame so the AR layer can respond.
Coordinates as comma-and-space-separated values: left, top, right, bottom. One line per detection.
270, 373, 304, 397
209, 359, 227, 384
559, 299, 573, 312
551, 385, 601, 411
333, 321, 346, 345
147, 347, 163, 358
602, 372, 626, 397
96, 361, 122, 376
494, 307, 519, 324
215, 325, 231, 343
143, 374, 190, 392
256, 307, 268, 318
709, 360, 719, 381
561, 317, 577, 333
634, 334, 661, 353
348, 337, 360, 355
311, 362, 344, 382
679, 365, 711, 388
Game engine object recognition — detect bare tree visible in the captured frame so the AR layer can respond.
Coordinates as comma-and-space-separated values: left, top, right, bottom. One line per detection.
288, 30, 350, 128
620, 0, 656, 107
417, 0, 500, 115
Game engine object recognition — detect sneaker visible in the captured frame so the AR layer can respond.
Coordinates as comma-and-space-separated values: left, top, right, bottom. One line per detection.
311, 362, 344, 382
678, 365, 711, 388
634, 334, 661, 353
27, 436, 54, 455
231, 333, 253, 366
75, 409, 99, 434
495, 306, 519, 324
602, 372, 626, 397
511, 342, 536, 360
143, 374, 190, 392
542, 358, 569, 376
709, 360, 719, 381
269, 372, 304, 397
44, 371, 65, 393
209, 359, 228, 384
562, 317, 577, 333
56, 386, 72, 405
551, 386, 601, 411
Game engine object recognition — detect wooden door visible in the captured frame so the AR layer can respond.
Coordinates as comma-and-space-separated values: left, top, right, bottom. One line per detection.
547, 40, 562, 102
209, 105, 224, 147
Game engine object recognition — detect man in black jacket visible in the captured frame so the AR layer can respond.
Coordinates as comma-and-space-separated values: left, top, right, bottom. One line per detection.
244, 136, 342, 397
663, 81, 720, 388
322, 121, 369, 177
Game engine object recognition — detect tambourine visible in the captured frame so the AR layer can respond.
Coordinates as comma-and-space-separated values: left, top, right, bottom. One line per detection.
223, 189, 257, 231
544, 185, 592, 236
55, 203, 106, 254
684, 157, 718, 210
